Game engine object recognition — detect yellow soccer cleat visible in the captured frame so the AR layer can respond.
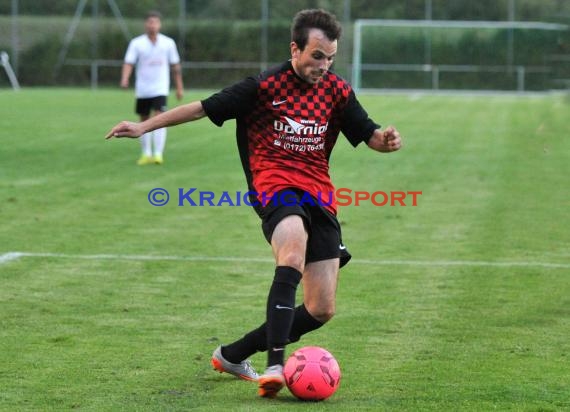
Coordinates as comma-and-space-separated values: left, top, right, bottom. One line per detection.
137, 155, 154, 165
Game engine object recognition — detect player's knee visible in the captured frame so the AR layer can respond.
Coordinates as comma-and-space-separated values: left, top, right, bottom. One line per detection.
277, 252, 305, 272
316, 308, 335, 323
307, 304, 335, 324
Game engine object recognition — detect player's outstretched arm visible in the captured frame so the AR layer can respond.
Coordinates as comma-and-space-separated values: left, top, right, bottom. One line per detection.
105, 101, 206, 139
367, 126, 403, 153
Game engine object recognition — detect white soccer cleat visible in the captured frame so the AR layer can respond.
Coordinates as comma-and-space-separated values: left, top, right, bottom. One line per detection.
211, 345, 258, 381
258, 364, 285, 398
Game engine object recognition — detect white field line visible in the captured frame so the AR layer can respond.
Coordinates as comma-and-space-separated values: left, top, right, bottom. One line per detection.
1, 252, 569, 269
0, 252, 25, 264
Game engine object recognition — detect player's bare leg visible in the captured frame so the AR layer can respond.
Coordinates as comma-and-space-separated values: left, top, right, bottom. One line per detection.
301, 258, 340, 324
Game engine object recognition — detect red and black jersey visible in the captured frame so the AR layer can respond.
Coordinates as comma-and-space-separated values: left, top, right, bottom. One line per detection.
201, 60, 379, 215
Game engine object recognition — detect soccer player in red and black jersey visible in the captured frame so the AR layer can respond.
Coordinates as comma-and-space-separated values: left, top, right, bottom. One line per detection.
106, 9, 402, 398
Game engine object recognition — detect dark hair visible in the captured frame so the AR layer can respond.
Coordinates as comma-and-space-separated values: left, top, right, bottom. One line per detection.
291, 9, 342, 50
146, 10, 162, 20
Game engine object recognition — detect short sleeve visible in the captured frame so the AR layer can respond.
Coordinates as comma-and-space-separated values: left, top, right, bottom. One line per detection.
168, 39, 181, 65
124, 40, 137, 65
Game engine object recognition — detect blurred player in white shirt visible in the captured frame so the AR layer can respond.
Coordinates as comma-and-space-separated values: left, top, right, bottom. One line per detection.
120, 10, 184, 165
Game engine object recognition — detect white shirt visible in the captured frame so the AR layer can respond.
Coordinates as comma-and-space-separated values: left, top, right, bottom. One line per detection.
124, 33, 181, 98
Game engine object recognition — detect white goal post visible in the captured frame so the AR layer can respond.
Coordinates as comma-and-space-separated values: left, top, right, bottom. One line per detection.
1, 51, 20, 91
351, 19, 568, 92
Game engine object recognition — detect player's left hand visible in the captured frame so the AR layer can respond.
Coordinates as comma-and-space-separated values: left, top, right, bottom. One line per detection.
369, 126, 402, 153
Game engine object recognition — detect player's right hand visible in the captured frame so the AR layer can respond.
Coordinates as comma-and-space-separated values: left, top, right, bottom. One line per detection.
105, 121, 143, 139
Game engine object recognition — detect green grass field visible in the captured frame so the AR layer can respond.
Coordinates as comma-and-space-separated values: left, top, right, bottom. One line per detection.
1, 88, 569, 411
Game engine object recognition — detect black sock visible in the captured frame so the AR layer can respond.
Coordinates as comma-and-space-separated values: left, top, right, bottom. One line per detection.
266, 266, 302, 366
221, 304, 324, 364
221, 325, 266, 364
288, 303, 323, 343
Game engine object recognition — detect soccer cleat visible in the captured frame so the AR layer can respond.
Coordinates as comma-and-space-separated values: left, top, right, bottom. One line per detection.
137, 155, 154, 165
258, 365, 285, 398
211, 346, 259, 381
153, 154, 164, 165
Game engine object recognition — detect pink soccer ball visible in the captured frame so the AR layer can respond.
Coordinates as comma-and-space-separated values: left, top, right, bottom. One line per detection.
283, 346, 341, 401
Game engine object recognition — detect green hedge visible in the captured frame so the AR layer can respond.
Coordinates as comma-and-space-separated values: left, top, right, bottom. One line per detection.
1, 16, 566, 90
361, 27, 562, 66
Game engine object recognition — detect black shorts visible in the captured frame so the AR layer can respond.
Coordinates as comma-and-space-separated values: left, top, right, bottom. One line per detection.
259, 189, 352, 268
135, 96, 167, 116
